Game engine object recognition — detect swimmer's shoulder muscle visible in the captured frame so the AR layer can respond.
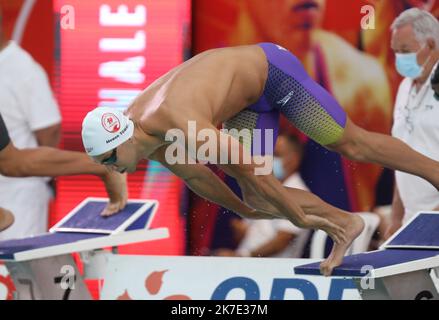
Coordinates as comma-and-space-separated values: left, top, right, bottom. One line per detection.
130, 44, 268, 136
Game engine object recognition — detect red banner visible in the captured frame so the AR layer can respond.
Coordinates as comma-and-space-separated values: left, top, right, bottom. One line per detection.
53, 0, 191, 256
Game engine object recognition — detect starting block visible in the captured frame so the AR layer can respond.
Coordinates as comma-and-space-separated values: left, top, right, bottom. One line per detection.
0, 197, 169, 300
295, 212, 439, 300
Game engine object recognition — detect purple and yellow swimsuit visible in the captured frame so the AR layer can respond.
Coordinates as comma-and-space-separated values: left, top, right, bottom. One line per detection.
224, 42, 347, 154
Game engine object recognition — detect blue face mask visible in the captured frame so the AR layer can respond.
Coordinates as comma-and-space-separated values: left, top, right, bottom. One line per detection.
395, 46, 430, 79
272, 157, 285, 180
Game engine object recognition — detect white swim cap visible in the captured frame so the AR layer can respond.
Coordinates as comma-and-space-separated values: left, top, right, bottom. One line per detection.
82, 107, 134, 157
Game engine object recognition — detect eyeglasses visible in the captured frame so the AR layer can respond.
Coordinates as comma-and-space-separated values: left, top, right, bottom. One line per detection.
101, 148, 117, 165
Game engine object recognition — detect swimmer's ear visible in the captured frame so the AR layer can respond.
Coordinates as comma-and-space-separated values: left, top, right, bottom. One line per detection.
427, 38, 436, 50
126, 136, 135, 144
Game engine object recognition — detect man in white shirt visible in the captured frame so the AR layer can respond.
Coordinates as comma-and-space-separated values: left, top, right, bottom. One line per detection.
215, 134, 310, 258
386, 8, 439, 238
0, 113, 128, 233
0, 26, 63, 239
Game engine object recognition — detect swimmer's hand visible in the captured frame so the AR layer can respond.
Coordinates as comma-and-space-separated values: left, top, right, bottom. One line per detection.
100, 171, 128, 216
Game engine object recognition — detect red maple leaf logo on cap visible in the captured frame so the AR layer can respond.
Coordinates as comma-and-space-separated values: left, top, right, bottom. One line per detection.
101, 113, 121, 133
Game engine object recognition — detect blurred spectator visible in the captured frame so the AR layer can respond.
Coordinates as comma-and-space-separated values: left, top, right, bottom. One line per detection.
0, 12, 62, 240
214, 134, 310, 258
385, 8, 439, 239
362, 0, 439, 99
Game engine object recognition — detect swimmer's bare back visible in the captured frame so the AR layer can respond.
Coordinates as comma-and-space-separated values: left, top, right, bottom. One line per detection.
125, 44, 268, 153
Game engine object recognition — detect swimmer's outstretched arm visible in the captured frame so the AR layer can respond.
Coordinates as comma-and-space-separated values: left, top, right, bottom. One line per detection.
149, 145, 272, 220
0, 143, 127, 216
220, 131, 348, 243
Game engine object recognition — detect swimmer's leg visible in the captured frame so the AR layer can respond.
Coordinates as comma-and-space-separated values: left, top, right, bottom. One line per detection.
220, 160, 348, 245
221, 111, 347, 244
234, 166, 363, 276
171, 115, 345, 243
281, 187, 364, 276
260, 43, 439, 274
258, 43, 365, 274
260, 42, 439, 190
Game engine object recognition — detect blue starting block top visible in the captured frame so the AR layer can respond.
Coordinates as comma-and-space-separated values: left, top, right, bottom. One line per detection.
384, 213, 439, 249
0, 198, 167, 262
50, 197, 158, 234
0, 232, 102, 260
294, 249, 439, 277
295, 212, 439, 278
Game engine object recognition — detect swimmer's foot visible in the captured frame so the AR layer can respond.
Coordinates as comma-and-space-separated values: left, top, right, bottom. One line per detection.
0, 208, 14, 232
320, 214, 365, 277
